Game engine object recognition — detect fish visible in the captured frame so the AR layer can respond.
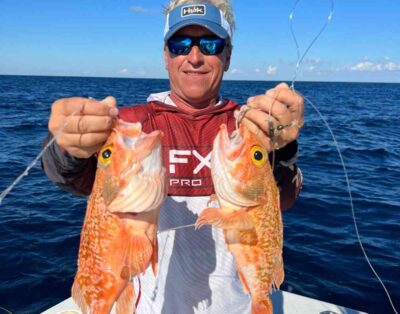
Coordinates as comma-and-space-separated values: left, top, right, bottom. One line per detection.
195, 124, 284, 314
71, 119, 167, 314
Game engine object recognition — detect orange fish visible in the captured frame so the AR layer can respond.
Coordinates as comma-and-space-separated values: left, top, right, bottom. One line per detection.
72, 119, 167, 314
195, 124, 284, 314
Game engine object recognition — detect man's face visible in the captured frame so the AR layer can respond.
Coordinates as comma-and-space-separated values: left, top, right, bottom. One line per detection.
164, 25, 232, 108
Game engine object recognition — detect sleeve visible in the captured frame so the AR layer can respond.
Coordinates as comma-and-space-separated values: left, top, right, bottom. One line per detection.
40, 133, 97, 196
270, 140, 303, 211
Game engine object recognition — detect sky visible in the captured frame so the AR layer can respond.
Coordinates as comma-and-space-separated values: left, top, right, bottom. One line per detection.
0, 0, 399, 83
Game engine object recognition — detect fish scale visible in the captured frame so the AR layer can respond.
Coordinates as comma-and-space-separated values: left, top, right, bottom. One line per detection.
196, 124, 284, 314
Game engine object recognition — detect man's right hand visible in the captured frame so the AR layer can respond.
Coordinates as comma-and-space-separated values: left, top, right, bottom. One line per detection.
48, 96, 119, 158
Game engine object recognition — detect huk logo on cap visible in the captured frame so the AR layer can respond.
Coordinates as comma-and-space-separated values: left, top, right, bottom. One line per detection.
181, 5, 206, 17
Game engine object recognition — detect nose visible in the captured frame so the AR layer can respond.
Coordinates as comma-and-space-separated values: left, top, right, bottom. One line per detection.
187, 45, 204, 67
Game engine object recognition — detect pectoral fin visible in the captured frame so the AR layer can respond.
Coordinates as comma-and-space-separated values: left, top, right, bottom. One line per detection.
116, 282, 136, 314
107, 229, 153, 279
195, 207, 254, 230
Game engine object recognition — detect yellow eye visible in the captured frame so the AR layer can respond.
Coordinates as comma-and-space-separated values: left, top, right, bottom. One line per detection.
250, 145, 267, 167
98, 146, 113, 166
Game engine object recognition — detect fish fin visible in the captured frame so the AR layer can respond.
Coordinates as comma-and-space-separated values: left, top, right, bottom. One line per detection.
107, 230, 153, 279
237, 269, 251, 294
273, 257, 285, 289
71, 279, 88, 314
126, 234, 153, 276
251, 299, 273, 314
195, 207, 254, 230
151, 235, 158, 276
116, 281, 136, 314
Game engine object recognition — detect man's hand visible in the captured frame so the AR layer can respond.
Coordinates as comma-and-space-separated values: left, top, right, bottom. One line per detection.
235, 82, 304, 151
48, 96, 119, 158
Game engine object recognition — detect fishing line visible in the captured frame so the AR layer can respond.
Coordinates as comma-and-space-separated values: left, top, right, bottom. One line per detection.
302, 94, 399, 314
0, 111, 78, 206
289, 0, 334, 90
288, 1, 398, 313
0, 307, 13, 314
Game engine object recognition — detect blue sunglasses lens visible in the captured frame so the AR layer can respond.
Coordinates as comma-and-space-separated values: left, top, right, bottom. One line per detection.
168, 37, 192, 55
168, 36, 226, 55
199, 37, 225, 55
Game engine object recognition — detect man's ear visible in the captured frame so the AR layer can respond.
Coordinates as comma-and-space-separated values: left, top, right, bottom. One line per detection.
224, 45, 232, 72
164, 45, 169, 70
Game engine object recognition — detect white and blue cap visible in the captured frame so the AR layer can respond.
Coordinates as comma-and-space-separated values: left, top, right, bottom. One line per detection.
164, 2, 232, 42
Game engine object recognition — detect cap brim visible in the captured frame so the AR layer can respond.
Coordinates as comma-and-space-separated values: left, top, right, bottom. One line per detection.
164, 19, 229, 42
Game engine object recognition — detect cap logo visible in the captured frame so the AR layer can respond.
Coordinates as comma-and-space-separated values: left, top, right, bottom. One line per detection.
181, 5, 206, 17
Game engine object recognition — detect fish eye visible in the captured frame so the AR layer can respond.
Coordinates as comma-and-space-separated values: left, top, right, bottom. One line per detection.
250, 145, 267, 167
102, 149, 112, 159
98, 146, 113, 166
254, 150, 263, 161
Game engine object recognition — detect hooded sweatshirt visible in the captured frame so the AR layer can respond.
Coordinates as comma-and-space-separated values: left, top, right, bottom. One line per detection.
41, 92, 302, 313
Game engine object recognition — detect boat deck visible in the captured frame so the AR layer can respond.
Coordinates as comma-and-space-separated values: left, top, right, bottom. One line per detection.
42, 290, 367, 314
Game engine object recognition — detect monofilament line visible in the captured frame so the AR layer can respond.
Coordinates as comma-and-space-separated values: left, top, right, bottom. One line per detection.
289, 0, 334, 90
0, 111, 78, 205
158, 223, 196, 234
303, 94, 399, 314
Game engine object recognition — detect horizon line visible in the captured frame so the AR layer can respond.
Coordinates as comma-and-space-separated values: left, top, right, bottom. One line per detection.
0, 73, 399, 85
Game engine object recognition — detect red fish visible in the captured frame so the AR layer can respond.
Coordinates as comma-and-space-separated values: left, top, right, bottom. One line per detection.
72, 120, 167, 314
196, 124, 284, 314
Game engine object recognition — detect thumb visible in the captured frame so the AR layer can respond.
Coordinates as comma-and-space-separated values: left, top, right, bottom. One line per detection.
101, 96, 119, 117
101, 96, 117, 108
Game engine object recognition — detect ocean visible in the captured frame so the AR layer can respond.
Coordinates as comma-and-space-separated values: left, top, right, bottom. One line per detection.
0, 75, 399, 314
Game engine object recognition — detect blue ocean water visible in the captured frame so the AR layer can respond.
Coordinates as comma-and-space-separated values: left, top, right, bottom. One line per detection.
0, 75, 399, 314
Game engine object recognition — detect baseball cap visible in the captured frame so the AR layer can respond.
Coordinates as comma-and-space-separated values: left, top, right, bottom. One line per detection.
164, 2, 232, 42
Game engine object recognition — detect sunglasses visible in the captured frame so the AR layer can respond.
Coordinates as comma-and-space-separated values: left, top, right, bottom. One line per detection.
167, 35, 227, 56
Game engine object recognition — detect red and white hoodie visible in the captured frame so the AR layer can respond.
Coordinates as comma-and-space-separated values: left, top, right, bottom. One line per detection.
41, 91, 302, 313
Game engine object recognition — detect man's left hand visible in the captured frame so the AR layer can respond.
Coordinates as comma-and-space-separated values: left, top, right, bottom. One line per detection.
234, 82, 304, 151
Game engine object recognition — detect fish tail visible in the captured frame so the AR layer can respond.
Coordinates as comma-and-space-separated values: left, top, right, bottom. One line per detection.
116, 281, 136, 314
251, 298, 273, 314
71, 279, 88, 314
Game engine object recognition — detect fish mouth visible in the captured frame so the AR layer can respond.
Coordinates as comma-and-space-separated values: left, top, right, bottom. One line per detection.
212, 124, 258, 207
218, 124, 247, 161
107, 123, 167, 214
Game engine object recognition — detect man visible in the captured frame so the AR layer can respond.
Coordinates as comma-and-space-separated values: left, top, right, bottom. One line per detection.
42, 0, 304, 312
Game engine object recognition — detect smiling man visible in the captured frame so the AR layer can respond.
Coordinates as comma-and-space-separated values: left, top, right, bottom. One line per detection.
42, 0, 304, 313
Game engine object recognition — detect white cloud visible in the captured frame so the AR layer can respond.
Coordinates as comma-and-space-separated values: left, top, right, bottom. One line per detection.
137, 70, 146, 75
255, 68, 260, 73
230, 68, 243, 75
130, 5, 159, 15
306, 66, 316, 72
266, 65, 277, 75
349, 60, 400, 72
305, 57, 321, 65
119, 68, 129, 75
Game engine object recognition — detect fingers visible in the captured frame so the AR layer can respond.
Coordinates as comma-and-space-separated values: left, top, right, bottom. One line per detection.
237, 82, 305, 150
57, 132, 111, 149
245, 98, 292, 133
66, 145, 105, 159
48, 96, 118, 158
62, 115, 114, 133
235, 110, 272, 151
267, 84, 305, 126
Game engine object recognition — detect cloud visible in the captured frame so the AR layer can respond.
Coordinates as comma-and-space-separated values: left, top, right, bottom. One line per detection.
119, 68, 129, 75
130, 5, 159, 15
266, 65, 277, 75
305, 57, 321, 65
305, 66, 316, 72
137, 70, 146, 75
349, 60, 400, 72
230, 68, 243, 75
255, 68, 260, 73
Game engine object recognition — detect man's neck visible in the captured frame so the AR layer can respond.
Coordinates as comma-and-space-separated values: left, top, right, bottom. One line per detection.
169, 92, 219, 113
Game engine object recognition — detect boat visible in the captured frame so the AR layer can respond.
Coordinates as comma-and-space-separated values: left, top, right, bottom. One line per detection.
42, 290, 368, 314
